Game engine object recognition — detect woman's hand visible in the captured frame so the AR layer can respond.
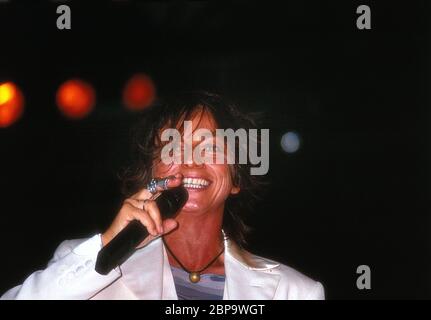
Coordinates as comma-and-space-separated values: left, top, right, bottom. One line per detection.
101, 173, 183, 247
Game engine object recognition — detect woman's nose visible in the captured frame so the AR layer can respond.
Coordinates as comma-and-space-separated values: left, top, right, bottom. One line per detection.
182, 149, 205, 168
182, 158, 205, 168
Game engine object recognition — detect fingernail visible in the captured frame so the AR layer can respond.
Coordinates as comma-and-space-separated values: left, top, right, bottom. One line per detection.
160, 226, 164, 234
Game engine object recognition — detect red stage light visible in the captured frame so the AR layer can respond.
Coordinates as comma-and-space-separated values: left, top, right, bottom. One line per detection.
0, 82, 24, 128
122, 74, 156, 111
56, 79, 95, 119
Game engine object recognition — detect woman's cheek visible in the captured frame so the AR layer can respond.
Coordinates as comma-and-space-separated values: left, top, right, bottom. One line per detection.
153, 163, 176, 177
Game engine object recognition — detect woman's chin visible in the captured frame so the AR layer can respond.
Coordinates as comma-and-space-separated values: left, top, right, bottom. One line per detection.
180, 201, 208, 213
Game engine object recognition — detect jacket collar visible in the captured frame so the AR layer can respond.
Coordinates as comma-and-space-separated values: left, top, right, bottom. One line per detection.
222, 232, 281, 299
222, 230, 279, 271
117, 234, 281, 300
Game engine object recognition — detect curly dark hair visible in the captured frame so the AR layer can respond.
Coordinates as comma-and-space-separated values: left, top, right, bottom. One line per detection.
119, 91, 265, 248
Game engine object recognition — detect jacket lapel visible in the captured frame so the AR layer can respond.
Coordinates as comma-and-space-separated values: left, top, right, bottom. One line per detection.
223, 237, 281, 300
114, 233, 280, 300
120, 237, 177, 299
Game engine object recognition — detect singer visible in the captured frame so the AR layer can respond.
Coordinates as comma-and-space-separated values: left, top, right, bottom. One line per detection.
1, 91, 324, 300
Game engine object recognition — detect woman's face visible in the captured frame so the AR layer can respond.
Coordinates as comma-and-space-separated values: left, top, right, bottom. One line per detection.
152, 110, 240, 214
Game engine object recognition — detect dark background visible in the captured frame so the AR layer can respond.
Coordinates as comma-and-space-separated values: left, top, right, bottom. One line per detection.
0, 0, 429, 299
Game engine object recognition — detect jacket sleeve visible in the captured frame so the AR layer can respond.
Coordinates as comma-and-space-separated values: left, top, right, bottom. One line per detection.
1, 234, 121, 300
272, 262, 326, 300
304, 281, 325, 300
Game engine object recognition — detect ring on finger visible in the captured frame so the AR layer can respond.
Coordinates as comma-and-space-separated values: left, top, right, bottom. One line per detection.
147, 177, 169, 194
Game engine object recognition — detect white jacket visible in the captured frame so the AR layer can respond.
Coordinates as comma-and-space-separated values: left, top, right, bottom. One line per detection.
1, 234, 324, 300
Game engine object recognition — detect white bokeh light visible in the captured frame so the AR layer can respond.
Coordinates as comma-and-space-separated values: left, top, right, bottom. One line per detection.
280, 131, 301, 153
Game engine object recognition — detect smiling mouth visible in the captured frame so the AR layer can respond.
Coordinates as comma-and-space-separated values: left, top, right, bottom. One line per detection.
182, 177, 211, 189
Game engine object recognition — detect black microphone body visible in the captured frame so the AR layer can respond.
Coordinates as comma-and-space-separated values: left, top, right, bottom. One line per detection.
95, 186, 188, 275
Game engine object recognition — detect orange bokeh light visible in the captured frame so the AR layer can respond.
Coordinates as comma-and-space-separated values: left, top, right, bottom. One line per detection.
56, 79, 95, 119
0, 82, 24, 128
122, 74, 156, 111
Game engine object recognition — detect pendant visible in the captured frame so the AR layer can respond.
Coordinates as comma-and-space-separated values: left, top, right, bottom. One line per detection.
189, 272, 201, 283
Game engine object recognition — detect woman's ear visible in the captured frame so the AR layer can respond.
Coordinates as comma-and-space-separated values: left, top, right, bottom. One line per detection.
228, 165, 240, 195
230, 185, 240, 195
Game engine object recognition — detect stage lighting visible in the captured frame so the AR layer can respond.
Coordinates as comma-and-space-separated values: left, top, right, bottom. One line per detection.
281, 131, 301, 153
122, 74, 156, 111
0, 82, 24, 128
56, 79, 95, 119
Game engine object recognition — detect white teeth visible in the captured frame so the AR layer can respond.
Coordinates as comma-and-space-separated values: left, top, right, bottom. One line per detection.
183, 183, 204, 189
182, 177, 210, 188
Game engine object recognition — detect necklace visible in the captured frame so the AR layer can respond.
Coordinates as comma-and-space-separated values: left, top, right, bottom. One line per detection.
162, 238, 224, 283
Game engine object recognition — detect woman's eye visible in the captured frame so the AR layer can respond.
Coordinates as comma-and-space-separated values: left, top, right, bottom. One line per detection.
172, 144, 183, 152
204, 145, 221, 153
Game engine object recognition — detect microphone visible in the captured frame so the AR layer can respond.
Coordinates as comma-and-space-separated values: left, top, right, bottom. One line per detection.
95, 186, 188, 275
